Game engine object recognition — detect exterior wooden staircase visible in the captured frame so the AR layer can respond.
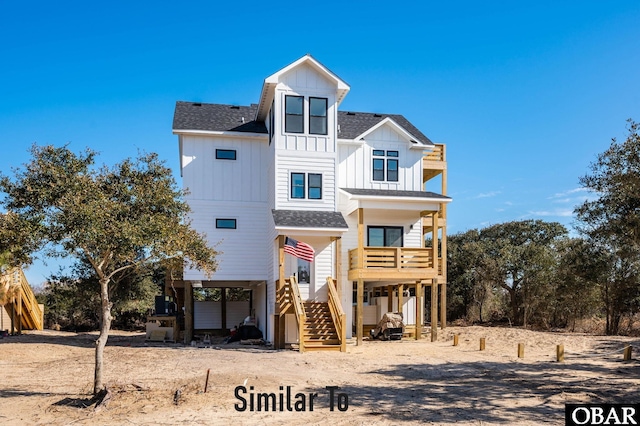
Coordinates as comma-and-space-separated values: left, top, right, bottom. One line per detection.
279, 276, 346, 352
1, 268, 44, 333
302, 301, 342, 351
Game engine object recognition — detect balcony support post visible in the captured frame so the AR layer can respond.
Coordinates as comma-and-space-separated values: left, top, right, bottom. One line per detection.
415, 281, 422, 340
431, 278, 438, 341
357, 208, 364, 269
356, 279, 364, 346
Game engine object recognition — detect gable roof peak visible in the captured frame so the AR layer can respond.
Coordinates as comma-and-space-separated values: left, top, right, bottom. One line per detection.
256, 55, 350, 121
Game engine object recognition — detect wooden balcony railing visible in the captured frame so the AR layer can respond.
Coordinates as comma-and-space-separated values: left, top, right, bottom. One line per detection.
348, 247, 439, 280
423, 143, 446, 163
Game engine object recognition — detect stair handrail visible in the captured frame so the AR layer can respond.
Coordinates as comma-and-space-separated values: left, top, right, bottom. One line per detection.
288, 275, 306, 352
16, 268, 43, 330
326, 277, 346, 352
1, 267, 43, 331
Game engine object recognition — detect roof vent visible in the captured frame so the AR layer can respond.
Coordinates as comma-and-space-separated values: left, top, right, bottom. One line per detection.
192, 103, 202, 107
338, 124, 341, 133
230, 106, 240, 109
374, 113, 382, 117
346, 112, 355, 115
241, 117, 245, 123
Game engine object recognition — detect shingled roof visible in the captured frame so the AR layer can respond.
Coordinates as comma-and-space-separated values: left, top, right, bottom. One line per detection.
338, 111, 433, 145
272, 210, 348, 229
173, 102, 267, 134
173, 101, 432, 144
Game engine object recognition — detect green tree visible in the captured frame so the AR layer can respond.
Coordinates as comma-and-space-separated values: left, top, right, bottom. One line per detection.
448, 230, 504, 322
576, 120, 640, 334
480, 220, 567, 327
553, 238, 607, 330
0, 145, 217, 394
43, 260, 162, 330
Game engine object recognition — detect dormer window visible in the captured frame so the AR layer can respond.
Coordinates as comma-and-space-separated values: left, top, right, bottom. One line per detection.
285, 95, 304, 133
309, 97, 328, 135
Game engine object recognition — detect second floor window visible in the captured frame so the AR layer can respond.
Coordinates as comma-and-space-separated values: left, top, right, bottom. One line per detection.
285, 95, 304, 133
216, 149, 237, 160
373, 150, 399, 182
291, 172, 322, 200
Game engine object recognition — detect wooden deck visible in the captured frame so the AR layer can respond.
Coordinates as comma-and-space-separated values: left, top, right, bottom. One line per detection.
348, 247, 438, 281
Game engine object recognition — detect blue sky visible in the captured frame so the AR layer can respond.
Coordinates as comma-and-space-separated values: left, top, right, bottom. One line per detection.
1, 1, 639, 285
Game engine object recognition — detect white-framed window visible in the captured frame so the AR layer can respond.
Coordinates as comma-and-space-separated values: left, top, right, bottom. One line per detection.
372, 150, 399, 182
290, 172, 322, 200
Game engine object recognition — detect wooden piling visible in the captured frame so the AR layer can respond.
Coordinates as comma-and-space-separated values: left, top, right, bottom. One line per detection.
480, 337, 486, 351
623, 345, 632, 361
453, 334, 459, 346
517, 343, 524, 358
204, 369, 210, 393
557, 344, 564, 362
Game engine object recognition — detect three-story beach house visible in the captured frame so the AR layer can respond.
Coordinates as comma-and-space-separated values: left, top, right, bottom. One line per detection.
171, 55, 450, 351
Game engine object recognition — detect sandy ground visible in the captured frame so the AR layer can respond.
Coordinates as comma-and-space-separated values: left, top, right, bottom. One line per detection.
0, 326, 638, 425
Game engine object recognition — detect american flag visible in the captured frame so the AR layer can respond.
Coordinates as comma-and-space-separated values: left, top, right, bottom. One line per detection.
284, 237, 315, 262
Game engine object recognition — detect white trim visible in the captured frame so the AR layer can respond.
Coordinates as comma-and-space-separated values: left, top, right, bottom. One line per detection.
274, 226, 348, 236
256, 54, 350, 121
354, 117, 427, 147
173, 129, 269, 139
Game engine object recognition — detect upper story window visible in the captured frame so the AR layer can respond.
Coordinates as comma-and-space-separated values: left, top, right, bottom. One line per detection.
285, 95, 304, 133
372, 150, 399, 182
291, 173, 305, 199
308, 173, 322, 199
216, 149, 237, 160
291, 172, 322, 200
216, 218, 237, 229
309, 97, 328, 135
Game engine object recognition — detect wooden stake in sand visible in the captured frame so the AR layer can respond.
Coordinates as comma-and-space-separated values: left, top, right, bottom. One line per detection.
204, 369, 211, 393
557, 344, 564, 362
623, 346, 632, 361
480, 337, 486, 351
453, 334, 459, 346
517, 343, 524, 358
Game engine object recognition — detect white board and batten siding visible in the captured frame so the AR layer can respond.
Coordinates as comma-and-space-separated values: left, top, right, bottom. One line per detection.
181, 134, 270, 282
183, 200, 269, 281
181, 135, 269, 203
275, 63, 338, 156
338, 124, 424, 192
